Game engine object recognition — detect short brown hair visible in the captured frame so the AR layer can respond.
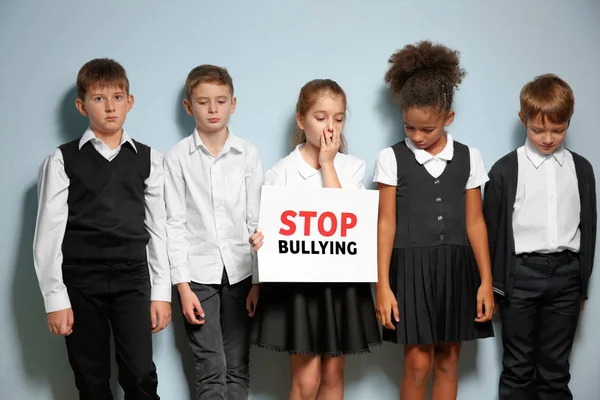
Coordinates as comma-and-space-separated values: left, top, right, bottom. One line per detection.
520, 73, 574, 124
295, 79, 347, 153
76, 58, 129, 100
185, 65, 234, 100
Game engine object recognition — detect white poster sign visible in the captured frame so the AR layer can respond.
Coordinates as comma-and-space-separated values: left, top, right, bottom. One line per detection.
257, 185, 379, 283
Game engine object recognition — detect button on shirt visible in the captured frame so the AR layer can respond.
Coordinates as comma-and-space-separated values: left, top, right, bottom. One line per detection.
164, 130, 263, 285
373, 134, 489, 189
512, 140, 580, 254
33, 128, 171, 313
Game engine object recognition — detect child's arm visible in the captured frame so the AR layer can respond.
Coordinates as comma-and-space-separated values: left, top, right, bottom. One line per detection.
245, 148, 264, 317
375, 183, 400, 329
482, 166, 504, 298
164, 152, 204, 325
33, 150, 74, 336
145, 150, 172, 333
466, 187, 494, 322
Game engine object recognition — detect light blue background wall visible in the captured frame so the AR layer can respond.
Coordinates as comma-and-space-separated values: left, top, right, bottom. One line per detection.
1, 0, 599, 398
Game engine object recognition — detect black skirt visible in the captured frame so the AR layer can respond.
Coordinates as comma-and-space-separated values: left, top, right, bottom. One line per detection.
250, 282, 382, 356
383, 245, 494, 344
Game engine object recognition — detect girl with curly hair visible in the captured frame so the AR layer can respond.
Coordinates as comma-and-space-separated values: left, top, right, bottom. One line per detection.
373, 41, 495, 400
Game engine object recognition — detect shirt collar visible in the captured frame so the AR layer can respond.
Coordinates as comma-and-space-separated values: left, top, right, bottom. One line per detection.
524, 139, 565, 168
190, 127, 243, 156
405, 133, 454, 165
78, 128, 137, 152
294, 144, 328, 179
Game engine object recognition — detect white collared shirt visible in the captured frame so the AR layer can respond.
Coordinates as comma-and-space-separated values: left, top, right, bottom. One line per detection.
264, 144, 366, 188
164, 129, 263, 285
33, 128, 171, 313
513, 140, 580, 254
373, 134, 489, 189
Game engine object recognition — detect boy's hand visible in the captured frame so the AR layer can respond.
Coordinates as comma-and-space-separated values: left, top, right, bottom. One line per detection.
150, 301, 172, 333
178, 283, 205, 325
475, 282, 494, 323
581, 300, 586, 311
249, 228, 264, 252
375, 284, 400, 330
47, 308, 74, 336
246, 284, 260, 317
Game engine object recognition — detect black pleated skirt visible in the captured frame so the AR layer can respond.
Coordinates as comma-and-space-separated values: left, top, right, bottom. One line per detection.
383, 245, 494, 344
250, 282, 382, 356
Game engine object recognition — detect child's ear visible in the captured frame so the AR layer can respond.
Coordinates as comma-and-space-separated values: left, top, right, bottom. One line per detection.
183, 99, 194, 116
444, 110, 455, 127
296, 113, 305, 131
230, 96, 237, 114
126, 94, 135, 112
518, 112, 527, 128
75, 98, 88, 117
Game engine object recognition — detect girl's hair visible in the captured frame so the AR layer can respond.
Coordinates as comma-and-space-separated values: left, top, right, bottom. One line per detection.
294, 79, 347, 153
384, 41, 466, 113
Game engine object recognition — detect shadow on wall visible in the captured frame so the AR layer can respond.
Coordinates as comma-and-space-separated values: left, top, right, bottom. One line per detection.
11, 184, 80, 400
176, 86, 196, 138
170, 295, 196, 399
59, 85, 90, 141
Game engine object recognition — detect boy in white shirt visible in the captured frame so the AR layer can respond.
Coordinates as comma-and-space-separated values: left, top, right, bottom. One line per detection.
164, 65, 263, 400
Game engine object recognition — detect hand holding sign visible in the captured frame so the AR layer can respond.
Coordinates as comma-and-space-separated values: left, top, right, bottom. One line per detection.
249, 228, 264, 251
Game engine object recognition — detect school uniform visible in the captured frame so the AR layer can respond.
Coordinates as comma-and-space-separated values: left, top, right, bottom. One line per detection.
484, 140, 597, 400
164, 129, 263, 400
33, 128, 171, 400
374, 134, 494, 344
250, 144, 381, 356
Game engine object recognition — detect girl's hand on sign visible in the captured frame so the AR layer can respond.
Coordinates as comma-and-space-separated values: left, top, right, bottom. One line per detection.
318, 124, 341, 167
250, 228, 264, 251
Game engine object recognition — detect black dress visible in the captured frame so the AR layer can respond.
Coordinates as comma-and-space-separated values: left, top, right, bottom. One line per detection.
251, 282, 381, 356
383, 140, 494, 344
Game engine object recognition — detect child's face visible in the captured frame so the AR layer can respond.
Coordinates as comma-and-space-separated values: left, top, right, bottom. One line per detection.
402, 107, 454, 151
184, 83, 236, 134
76, 85, 133, 136
297, 93, 345, 149
520, 113, 568, 155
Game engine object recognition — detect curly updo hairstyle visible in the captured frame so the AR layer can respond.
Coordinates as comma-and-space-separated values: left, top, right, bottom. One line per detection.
384, 41, 466, 113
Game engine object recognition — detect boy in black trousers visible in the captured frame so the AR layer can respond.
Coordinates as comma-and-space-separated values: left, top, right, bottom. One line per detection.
33, 58, 171, 399
484, 73, 596, 400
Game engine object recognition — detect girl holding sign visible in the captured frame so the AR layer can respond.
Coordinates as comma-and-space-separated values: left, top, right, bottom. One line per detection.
248, 79, 381, 400
374, 41, 495, 400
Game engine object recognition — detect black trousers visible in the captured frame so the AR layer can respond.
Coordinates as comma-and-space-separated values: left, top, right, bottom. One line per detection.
63, 260, 159, 400
182, 270, 252, 400
499, 252, 581, 400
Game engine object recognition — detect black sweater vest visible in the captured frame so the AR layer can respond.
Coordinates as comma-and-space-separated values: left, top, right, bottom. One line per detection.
59, 139, 151, 262
392, 140, 471, 248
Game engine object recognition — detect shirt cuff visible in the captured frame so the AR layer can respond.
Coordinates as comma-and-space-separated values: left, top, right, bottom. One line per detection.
170, 266, 190, 286
150, 285, 172, 302
466, 174, 490, 190
373, 176, 397, 186
44, 289, 72, 313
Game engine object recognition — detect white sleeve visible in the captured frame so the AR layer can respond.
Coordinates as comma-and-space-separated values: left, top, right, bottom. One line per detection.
373, 147, 397, 186
164, 151, 190, 285
144, 149, 171, 302
347, 158, 366, 189
33, 149, 71, 313
466, 147, 489, 189
263, 168, 284, 186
